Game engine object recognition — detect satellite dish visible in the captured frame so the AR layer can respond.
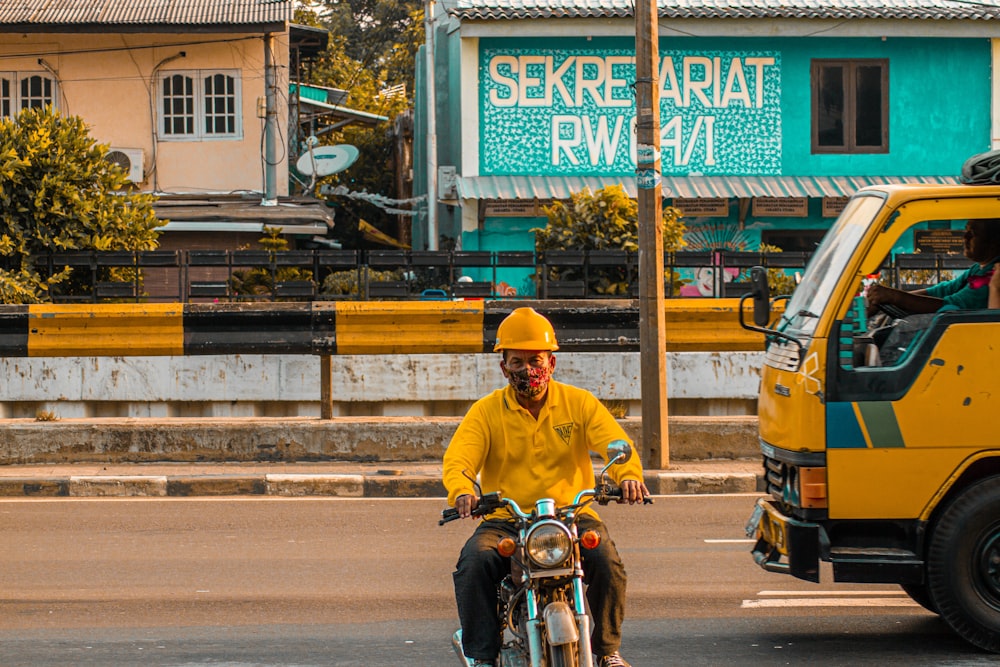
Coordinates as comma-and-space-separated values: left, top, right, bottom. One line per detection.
296, 144, 359, 177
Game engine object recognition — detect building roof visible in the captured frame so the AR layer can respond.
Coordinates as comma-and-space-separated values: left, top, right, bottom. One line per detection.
450, 0, 1000, 22
457, 174, 961, 200
153, 194, 334, 235
0, 0, 292, 32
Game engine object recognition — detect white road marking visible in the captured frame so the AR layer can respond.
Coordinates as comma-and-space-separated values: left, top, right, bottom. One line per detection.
744, 588, 916, 609
704, 538, 755, 544
756, 590, 907, 597
742, 597, 917, 608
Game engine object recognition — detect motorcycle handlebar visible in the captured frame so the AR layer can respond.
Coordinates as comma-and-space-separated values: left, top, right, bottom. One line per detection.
438, 507, 461, 525
440, 486, 652, 525
591, 485, 655, 506
438, 492, 505, 525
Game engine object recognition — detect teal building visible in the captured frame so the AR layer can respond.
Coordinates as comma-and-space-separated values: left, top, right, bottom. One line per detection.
415, 0, 998, 296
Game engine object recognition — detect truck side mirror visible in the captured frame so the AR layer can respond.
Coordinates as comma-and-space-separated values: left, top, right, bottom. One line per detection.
750, 266, 771, 327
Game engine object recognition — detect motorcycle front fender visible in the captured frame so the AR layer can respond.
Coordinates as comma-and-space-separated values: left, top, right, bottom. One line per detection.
542, 601, 580, 646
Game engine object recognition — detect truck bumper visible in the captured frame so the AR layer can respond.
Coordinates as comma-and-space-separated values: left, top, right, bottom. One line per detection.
746, 497, 823, 583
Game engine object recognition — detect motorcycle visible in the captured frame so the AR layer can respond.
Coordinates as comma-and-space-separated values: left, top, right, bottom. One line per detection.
439, 440, 652, 667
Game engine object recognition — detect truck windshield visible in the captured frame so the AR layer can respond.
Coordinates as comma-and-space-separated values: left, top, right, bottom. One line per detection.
780, 193, 886, 336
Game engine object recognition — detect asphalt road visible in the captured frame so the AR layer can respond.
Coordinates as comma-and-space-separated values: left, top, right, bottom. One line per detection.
0, 495, 994, 666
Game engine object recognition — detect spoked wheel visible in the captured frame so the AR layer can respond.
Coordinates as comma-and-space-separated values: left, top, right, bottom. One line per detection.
927, 477, 1000, 653
549, 642, 577, 667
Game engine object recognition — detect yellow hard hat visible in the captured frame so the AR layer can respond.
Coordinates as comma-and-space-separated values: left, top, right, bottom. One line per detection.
493, 307, 559, 352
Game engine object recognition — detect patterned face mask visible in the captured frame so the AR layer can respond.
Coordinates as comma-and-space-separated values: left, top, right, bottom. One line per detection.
968, 269, 995, 289
502, 362, 552, 399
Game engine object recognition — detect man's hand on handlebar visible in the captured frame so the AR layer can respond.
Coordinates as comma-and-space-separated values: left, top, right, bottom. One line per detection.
455, 493, 479, 519
620, 479, 651, 505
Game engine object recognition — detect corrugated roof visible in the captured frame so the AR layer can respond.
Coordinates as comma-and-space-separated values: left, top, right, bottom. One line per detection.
451, 0, 1000, 22
458, 174, 961, 199
0, 0, 291, 27
297, 97, 389, 125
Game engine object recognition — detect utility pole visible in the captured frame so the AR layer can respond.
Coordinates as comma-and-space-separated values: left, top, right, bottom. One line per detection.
424, 0, 439, 250
262, 33, 278, 206
634, 0, 670, 469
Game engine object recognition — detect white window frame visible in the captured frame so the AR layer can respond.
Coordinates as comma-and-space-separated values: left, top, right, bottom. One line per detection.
156, 69, 242, 141
0, 72, 58, 119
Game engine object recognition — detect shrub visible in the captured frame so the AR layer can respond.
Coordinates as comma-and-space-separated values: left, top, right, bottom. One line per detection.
535, 185, 686, 296
228, 227, 314, 300
0, 106, 161, 302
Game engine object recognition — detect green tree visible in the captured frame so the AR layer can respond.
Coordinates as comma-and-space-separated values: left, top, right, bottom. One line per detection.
294, 3, 420, 246
536, 184, 687, 296
0, 107, 161, 303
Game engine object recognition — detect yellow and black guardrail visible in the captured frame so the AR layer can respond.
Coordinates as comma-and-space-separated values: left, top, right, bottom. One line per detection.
0, 299, 772, 357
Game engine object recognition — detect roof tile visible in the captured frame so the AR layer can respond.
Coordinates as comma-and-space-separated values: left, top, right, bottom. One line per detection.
450, 0, 1000, 21
0, 0, 291, 26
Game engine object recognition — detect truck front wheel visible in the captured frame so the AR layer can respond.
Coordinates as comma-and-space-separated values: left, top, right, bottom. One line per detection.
927, 477, 1000, 653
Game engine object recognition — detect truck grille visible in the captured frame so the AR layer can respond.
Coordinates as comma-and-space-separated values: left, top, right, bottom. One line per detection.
764, 339, 801, 372
764, 454, 787, 501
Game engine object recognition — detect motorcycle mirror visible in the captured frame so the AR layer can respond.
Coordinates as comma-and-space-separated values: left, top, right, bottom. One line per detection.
607, 440, 632, 465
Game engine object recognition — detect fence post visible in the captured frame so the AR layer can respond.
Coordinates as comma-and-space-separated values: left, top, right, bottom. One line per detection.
320, 354, 333, 419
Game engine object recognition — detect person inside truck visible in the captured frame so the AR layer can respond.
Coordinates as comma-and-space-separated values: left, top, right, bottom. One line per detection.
990, 264, 1000, 308
866, 218, 1000, 317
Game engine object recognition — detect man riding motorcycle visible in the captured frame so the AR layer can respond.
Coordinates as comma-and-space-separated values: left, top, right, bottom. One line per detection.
443, 307, 650, 667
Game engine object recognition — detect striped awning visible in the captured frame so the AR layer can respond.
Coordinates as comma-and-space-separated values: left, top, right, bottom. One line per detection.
457, 174, 961, 200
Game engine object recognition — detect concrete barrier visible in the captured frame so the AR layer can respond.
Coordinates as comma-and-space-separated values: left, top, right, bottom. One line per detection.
0, 351, 764, 419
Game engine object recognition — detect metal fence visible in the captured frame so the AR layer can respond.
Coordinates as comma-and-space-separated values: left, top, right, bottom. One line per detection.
24, 248, 961, 303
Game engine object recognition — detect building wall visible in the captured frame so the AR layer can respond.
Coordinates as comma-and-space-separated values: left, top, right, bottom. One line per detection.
0, 32, 289, 196
430, 30, 990, 255
471, 36, 989, 177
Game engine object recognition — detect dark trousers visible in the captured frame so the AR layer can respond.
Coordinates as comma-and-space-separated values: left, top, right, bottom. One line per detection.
452, 515, 627, 661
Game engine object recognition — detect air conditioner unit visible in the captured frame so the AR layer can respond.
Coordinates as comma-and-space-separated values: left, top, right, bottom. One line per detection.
105, 147, 145, 183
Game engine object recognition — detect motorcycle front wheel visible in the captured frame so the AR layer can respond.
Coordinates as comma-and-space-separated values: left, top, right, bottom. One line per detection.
549, 642, 577, 667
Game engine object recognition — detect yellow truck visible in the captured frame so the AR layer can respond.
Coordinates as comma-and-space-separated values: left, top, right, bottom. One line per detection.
741, 183, 1000, 653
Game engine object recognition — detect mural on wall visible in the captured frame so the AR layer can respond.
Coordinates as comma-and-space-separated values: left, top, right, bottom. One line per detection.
480, 46, 781, 177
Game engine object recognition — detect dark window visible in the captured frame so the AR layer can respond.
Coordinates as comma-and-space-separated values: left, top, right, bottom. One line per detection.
0, 73, 56, 118
158, 70, 240, 140
812, 59, 888, 153
203, 73, 237, 135
761, 230, 827, 253
0, 78, 9, 117
19, 74, 54, 110
162, 74, 195, 136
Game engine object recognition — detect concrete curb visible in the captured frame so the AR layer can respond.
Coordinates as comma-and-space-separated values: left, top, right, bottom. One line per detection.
0, 416, 761, 465
0, 470, 765, 498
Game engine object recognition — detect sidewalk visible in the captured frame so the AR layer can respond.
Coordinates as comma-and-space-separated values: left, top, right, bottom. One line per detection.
0, 459, 764, 498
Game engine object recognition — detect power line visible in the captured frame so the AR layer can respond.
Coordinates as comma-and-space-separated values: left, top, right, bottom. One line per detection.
0, 36, 262, 61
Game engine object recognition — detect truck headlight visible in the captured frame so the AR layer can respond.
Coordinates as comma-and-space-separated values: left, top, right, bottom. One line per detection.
525, 521, 573, 567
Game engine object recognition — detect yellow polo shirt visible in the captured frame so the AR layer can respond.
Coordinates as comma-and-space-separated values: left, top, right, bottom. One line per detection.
443, 380, 643, 520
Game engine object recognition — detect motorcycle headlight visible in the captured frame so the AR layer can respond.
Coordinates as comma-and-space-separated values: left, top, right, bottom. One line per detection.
525, 521, 573, 568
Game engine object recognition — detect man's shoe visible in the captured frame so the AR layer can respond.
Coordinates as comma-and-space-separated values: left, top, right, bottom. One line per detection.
598, 651, 632, 667
471, 660, 495, 667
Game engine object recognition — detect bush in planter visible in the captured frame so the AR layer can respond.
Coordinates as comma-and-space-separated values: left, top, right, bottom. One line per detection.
535, 184, 686, 296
